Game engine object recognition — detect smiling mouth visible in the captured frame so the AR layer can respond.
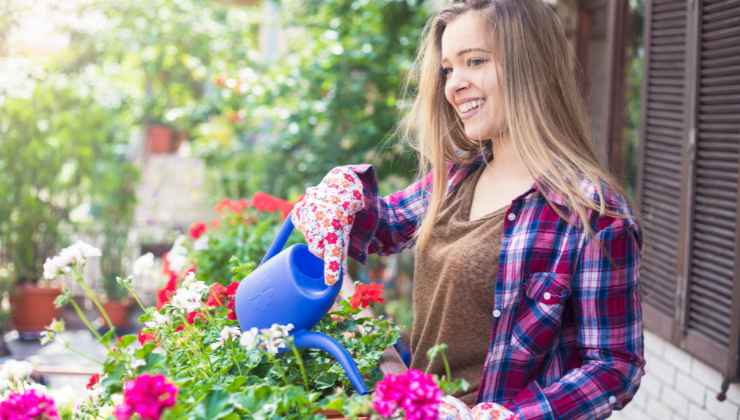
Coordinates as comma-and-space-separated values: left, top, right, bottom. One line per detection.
458, 99, 485, 120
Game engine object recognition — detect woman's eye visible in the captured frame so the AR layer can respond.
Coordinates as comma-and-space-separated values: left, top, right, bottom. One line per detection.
467, 57, 488, 66
440, 67, 452, 77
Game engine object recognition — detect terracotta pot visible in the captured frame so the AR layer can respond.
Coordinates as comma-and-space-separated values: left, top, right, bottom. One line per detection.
102, 300, 131, 329
146, 124, 177, 154
319, 410, 369, 419
10, 285, 62, 339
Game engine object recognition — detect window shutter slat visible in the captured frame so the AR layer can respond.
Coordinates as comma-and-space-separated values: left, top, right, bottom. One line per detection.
637, 1, 688, 328
684, 0, 740, 376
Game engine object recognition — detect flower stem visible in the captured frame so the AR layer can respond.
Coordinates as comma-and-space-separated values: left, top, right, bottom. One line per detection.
126, 286, 146, 312
230, 350, 244, 376
442, 352, 452, 382
290, 342, 309, 391
60, 338, 104, 365
69, 298, 104, 343
75, 271, 114, 332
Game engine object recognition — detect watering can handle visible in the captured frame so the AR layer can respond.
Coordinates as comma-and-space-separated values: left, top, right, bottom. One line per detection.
259, 214, 295, 266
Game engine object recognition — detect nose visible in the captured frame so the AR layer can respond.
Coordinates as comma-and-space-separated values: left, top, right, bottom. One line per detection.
448, 68, 470, 93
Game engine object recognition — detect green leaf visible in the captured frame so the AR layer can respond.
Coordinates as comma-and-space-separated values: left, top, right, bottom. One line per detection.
118, 334, 136, 348
195, 389, 234, 420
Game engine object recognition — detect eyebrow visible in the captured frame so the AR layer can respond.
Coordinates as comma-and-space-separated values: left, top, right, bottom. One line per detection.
441, 48, 491, 63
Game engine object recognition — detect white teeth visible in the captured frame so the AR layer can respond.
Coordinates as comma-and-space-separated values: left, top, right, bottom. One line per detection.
459, 99, 484, 113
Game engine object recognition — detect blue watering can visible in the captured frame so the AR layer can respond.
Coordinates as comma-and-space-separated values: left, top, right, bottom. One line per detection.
233, 216, 369, 395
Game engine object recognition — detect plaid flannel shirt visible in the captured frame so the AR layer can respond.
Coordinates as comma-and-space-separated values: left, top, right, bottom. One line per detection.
345, 155, 645, 420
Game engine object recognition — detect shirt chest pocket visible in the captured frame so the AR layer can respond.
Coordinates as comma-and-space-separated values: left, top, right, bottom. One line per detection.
509, 272, 572, 360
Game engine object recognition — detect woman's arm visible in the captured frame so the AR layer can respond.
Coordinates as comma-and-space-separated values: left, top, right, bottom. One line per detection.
508, 217, 645, 420
344, 164, 435, 263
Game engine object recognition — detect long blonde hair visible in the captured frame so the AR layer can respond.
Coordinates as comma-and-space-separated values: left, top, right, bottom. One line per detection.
403, 0, 628, 251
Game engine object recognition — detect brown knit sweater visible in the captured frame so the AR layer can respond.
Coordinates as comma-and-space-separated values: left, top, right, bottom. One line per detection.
409, 163, 507, 405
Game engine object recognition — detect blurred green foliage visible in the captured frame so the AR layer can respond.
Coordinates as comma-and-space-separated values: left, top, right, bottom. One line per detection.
0, 72, 138, 289
191, 0, 430, 199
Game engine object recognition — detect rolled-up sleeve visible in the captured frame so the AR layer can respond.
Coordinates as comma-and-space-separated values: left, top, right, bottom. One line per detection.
344, 164, 433, 264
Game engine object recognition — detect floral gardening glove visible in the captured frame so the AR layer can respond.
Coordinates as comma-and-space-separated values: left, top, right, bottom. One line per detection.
438, 395, 474, 420
438, 395, 517, 420
291, 167, 365, 286
471, 402, 517, 419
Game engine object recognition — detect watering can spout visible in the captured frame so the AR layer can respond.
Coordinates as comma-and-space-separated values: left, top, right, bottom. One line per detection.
293, 330, 368, 395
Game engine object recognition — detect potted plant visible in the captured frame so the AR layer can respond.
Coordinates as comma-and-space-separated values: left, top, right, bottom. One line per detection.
0, 69, 138, 339
94, 157, 139, 331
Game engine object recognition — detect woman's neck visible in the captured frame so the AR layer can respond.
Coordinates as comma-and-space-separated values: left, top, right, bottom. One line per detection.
486, 135, 532, 181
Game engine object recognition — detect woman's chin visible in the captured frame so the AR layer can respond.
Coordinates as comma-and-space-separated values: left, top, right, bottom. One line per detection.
463, 126, 493, 142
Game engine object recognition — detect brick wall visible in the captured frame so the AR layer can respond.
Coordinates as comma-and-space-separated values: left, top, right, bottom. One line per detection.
611, 331, 740, 420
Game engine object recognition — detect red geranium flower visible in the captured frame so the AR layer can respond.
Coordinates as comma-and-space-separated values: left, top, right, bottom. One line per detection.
186, 311, 205, 325
156, 276, 178, 309
86, 373, 100, 390
207, 283, 228, 307
226, 281, 239, 298
350, 283, 385, 310
215, 198, 250, 214
189, 222, 207, 240
225, 281, 240, 320
138, 331, 155, 346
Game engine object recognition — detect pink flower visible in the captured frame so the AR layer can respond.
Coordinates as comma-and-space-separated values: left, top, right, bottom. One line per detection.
372, 369, 442, 420
115, 373, 178, 420
0, 389, 59, 419
325, 232, 338, 245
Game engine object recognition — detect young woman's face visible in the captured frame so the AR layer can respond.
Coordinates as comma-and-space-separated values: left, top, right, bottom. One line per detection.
441, 11, 505, 142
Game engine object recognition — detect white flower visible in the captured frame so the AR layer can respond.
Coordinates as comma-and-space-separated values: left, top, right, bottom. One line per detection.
211, 326, 242, 350
144, 311, 170, 329
239, 328, 260, 350
0, 360, 33, 382
193, 234, 209, 251
259, 323, 294, 355
132, 253, 155, 278
167, 236, 189, 273
168, 273, 208, 312
43, 241, 101, 280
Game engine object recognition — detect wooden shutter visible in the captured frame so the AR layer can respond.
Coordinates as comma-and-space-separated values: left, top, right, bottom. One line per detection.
637, 0, 689, 339
639, 0, 740, 383
683, 0, 740, 379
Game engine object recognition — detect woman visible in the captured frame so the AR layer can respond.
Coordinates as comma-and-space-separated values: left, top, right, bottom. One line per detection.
292, 0, 644, 418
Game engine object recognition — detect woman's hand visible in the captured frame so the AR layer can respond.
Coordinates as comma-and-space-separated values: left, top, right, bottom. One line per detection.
470, 402, 517, 419
291, 167, 365, 286
438, 396, 518, 420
